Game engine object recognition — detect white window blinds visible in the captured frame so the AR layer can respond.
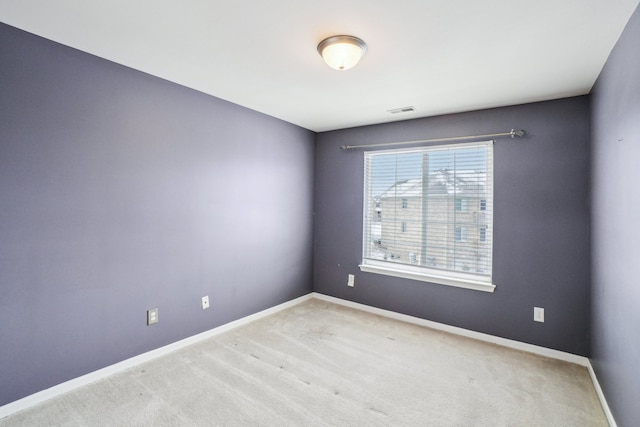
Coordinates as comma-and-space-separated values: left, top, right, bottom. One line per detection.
361, 141, 494, 291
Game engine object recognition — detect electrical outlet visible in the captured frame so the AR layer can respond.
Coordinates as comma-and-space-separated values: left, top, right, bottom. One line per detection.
534, 307, 544, 323
201, 295, 210, 310
347, 274, 355, 287
147, 308, 158, 325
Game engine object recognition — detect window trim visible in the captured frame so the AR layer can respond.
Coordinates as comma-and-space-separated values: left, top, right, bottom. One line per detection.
361, 140, 495, 293
359, 259, 495, 293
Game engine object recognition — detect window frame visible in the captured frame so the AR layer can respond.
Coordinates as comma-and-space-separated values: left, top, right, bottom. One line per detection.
359, 141, 495, 293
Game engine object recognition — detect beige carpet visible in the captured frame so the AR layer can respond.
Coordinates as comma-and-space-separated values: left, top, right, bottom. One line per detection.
1, 298, 607, 426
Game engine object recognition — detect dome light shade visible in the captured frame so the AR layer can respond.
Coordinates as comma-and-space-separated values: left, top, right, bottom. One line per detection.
317, 35, 367, 71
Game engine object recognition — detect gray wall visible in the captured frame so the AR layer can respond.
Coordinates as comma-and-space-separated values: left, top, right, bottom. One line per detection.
6, 5, 638, 416
314, 97, 591, 356
0, 24, 315, 406
591, 3, 640, 426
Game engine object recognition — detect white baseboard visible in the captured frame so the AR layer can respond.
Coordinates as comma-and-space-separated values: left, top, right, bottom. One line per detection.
2, 291, 615, 426
0, 293, 313, 420
587, 360, 617, 427
311, 292, 588, 366
312, 293, 621, 426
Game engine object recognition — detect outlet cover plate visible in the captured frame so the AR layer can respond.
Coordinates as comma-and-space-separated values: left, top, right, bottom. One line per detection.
202, 295, 210, 310
534, 307, 544, 323
147, 308, 158, 325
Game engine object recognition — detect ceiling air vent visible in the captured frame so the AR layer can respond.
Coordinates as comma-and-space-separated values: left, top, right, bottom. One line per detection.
388, 106, 415, 114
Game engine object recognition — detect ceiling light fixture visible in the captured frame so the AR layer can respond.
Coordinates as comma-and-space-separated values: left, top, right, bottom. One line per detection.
317, 35, 367, 71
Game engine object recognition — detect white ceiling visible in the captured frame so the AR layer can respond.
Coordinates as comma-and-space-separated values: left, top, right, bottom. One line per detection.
1, 0, 639, 132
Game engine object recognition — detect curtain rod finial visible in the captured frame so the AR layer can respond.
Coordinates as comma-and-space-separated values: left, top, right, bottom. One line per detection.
511, 129, 526, 138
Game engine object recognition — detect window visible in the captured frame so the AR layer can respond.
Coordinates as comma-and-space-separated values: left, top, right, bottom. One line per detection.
360, 141, 494, 292
455, 198, 468, 211
454, 227, 468, 242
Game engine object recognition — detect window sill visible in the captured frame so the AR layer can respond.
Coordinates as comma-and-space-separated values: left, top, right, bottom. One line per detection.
359, 263, 496, 293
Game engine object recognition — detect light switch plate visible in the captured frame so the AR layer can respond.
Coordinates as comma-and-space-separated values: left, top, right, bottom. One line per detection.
347, 274, 355, 287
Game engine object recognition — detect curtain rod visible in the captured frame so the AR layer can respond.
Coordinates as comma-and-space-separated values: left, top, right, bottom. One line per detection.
340, 129, 526, 150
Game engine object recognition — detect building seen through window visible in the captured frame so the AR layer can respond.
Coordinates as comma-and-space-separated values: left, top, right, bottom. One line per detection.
363, 141, 493, 282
